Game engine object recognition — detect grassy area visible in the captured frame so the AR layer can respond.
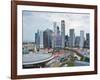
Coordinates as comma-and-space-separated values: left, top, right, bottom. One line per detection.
67, 61, 75, 67
80, 56, 90, 62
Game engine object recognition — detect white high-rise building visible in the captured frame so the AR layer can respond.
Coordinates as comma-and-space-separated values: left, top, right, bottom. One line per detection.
80, 31, 84, 48
61, 20, 65, 48
53, 22, 57, 48
39, 31, 43, 48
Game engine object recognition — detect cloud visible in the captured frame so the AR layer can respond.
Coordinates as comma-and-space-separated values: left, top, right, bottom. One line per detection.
22, 11, 90, 42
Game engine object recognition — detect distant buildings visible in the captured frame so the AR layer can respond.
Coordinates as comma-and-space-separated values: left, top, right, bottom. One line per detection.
53, 21, 64, 49
55, 26, 62, 49
34, 20, 90, 49
22, 42, 35, 54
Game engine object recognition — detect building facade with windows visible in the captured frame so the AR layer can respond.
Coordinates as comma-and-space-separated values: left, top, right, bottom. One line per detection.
80, 30, 84, 48
61, 20, 65, 48
43, 29, 53, 48
69, 29, 75, 48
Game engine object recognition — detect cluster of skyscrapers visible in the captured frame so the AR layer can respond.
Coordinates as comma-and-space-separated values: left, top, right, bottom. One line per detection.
35, 20, 90, 50
65, 30, 90, 49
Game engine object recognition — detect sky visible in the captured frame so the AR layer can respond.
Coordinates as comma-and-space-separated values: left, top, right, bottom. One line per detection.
22, 10, 90, 42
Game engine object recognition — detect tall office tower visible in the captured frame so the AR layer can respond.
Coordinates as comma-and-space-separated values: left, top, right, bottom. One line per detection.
39, 31, 43, 48
55, 26, 62, 48
85, 33, 90, 49
75, 36, 80, 48
51, 32, 55, 48
35, 30, 40, 49
53, 22, 57, 48
69, 29, 75, 48
54, 22, 57, 35
35, 33, 37, 44
57, 26, 60, 34
61, 20, 65, 48
43, 29, 53, 48
80, 30, 84, 48
65, 35, 69, 47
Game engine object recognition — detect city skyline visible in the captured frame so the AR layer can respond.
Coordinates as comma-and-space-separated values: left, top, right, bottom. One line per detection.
22, 10, 90, 42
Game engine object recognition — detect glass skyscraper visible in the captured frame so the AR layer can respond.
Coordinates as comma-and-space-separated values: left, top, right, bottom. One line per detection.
69, 29, 75, 48
80, 30, 84, 48
35, 30, 40, 49
43, 29, 53, 48
40, 31, 43, 48
61, 20, 65, 48
55, 26, 62, 48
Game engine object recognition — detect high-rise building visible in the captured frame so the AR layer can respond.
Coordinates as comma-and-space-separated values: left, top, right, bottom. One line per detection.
39, 31, 43, 48
84, 33, 90, 49
54, 22, 57, 35
35, 30, 40, 49
69, 29, 75, 48
35, 33, 37, 44
61, 20, 65, 48
75, 36, 80, 48
55, 26, 62, 48
53, 22, 57, 48
65, 35, 69, 47
86, 33, 90, 48
57, 26, 60, 34
51, 32, 55, 48
80, 31, 84, 48
43, 29, 53, 48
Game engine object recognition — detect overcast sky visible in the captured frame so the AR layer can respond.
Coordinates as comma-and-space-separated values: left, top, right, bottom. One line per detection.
22, 10, 90, 42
